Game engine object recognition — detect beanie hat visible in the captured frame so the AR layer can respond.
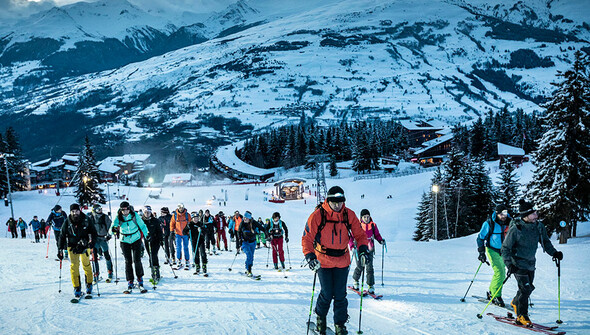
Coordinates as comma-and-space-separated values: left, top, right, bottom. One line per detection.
70, 203, 80, 211
326, 186, 346, 202
518, 199, 535, 217
360, 209, 370, 217
161, 207, 169, 213
495, 204, 508, 215
120, 201, 130, 209
53, 205, 62, 211
244, 211, 253, 220
272, 212, 281, 219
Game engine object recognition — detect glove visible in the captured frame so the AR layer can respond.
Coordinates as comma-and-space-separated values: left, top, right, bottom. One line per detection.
57, 251, 63, 260
358, 245, 372, 264
106, 235, 112, 241
285, 237, 289, 243
379, 239, 386, 245
507, 264, 519, 275
477, 246, 487, 263
553, 251, 563, 261
305, 253, 321, 272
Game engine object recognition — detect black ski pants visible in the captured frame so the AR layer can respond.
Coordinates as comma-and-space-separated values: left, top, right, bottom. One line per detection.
315, 266, 350, 326
145, 240, 160, 268
513, 269, 535, 316
352, 249, 375, 286
163, 231, 175, 261
191, 232, 207, 267
121, 239, 144, 283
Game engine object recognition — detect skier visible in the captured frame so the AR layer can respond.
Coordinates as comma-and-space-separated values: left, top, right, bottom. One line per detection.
265, 212, 289, 270
239, 211, 267, 277
188, 211, 208, 275
231, 210, 243, 254
170, 203, 191, 270
6, 217, 17, 238
141, 205, 163, 282
29, 216, 41, 243
302, 186, 369, 335
159, 207, 175, 265
39, 219, 47, 239
47, 205, 68, 259
202, 209, 216, 255
214, 211, 229, 251
349, 209, 385, 295
88, 204, 114, 282
476, 204, 510, 307
57, 204, 98, 298
501, 199, 563, 326
17, 218, 26, 238
110, 201, 150, 293
256, 217, 267, 249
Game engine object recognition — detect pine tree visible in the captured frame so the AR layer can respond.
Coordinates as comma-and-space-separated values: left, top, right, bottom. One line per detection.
0, 133, 7, 196
461, 157, 495, 235
413, 192, 433, 241
470, 117, 486, 158
4, 127, 28, 191
73, 136, 106, 207
528, 50, 590, 235
329, 156, 338, 177
496, 159, 520, 213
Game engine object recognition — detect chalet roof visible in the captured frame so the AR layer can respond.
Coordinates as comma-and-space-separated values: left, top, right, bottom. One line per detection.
414, 133, 454, 155
497, 143, 525, 156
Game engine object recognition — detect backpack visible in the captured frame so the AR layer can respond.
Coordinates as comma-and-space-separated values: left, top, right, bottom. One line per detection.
313, 205, 352, 257
484, 217, 509, 250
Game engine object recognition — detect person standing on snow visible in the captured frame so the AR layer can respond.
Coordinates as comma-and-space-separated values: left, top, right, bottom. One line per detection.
501, 199, 563, 326
214, 211, 229, 251
47, 205, 68, 259
189, 211, 208, 275
476, 204, 510, 307
110, 201, 150, 293
29, 216, 41, 243
88, 204, 114, 283
170, 203, 191, 270
17, 218, 27, 238
159, 207, 176, 265
39, 219, 47, 239
231, 210, 244, 254
202, 209, 216, 255
302, 186, 369, 335
349, 209, 385, 295
6, 217, 17, 238
265, 212, 289, 271
57, 204, 98, 298
141, 205, 163, 282
239, 211, 267, 277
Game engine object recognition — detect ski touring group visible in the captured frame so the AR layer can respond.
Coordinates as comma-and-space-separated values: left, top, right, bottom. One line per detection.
8, 185, 567, 335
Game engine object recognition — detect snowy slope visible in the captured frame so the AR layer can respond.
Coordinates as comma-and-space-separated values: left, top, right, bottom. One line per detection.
0, 162, 588, 334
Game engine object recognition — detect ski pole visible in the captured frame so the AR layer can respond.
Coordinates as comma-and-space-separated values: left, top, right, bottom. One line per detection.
555, 257, 562, 324
58, 259, 63, 293
228, 250, 239, 271
306, 271, 318, 335
266, 241, 271, 268
114, 233, 119, 284
91, 249, 101, 297
45, 229, 52, 258
381, 243, 385, 286
357, 257, 366, 334
461, 261, 487, 302
163, 250, 178, 279
477, 272, 511, 319
286, 240, 292, 269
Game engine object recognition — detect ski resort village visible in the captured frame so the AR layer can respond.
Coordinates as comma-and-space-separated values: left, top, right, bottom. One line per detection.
0, 0, 589, 334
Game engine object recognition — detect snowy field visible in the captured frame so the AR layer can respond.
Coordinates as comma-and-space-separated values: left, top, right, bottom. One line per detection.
0, 163, 589, 334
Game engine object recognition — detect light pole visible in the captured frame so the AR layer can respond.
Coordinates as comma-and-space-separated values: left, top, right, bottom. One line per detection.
432, 184, 439, 241
148, 177, 154, 188
1, 153, 15, 220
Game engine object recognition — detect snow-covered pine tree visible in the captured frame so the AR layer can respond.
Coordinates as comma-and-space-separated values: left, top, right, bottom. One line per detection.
4, 127, 28, 191
496, 159, 520, 213
470, 117, 486, 158
460, 157, 495, 235
329, 156, 338, 177
413, 191, 433, 241
528, 50, 590, 235
442, 148, 466, 238
73, 136, 106, 207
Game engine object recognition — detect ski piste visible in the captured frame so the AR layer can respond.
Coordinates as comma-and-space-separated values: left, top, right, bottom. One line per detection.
306, 321, 336, 335
472, 295, 512, 311
70, 293, 85, 303
487, 313, 565, 335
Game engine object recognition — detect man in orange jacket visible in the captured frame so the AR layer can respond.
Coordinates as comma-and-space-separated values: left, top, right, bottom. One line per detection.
302, 186, 369, 335
170, 203, 191, 269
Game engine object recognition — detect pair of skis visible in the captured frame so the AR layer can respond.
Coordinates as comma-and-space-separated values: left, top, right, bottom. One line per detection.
307, 321, 336, 335
240, 272, 261, 281
70, 293, 92, 303
348, 286, 383, 300
487, 313, 565, 335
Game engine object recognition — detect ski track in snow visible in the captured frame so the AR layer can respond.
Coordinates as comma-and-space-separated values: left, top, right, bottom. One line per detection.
0, 162, 589, 334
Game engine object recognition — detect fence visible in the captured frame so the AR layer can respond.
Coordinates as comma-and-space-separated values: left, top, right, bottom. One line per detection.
353, 166, 439, 181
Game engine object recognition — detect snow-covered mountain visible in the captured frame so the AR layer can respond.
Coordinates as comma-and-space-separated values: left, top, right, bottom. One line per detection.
0, 0, 588, 162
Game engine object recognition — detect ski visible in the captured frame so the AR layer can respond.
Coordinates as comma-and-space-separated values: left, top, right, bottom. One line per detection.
70, 293, 85, 303
105, 278, 112, 283
203, 273, 209, 277
306, 321, 336, 335
472, 295, 513, 311
84, 294, 93, 299
348, 286, 367, 296
138, 286, 148, 293
123, 288, 132, 294
366, 292, 383, 300
193, 271, 200, 275
240, 272, 261, 280
487, 313, 564, 335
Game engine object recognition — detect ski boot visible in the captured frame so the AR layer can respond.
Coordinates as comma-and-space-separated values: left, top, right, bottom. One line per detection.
486, 291, 492, 300
74, 287, 82, 298
274, 263, 279, 270
352, 281, 359, 291
492, 296, 505, 307
155, 266, 161, 281
281, 261, 286, 270
172, 259, 177, 266
316, 314, 327, 335
202, 264, 207, 274
138, 278, 147, 293
516, 314, 532, 327
124, 281, 133, 293
106, 270, 113, 283
195, 265, 201, 274
510, 298, 518, 315
86, 283, 93, 295
334, 324, 347, 335
368, 286, 375, 294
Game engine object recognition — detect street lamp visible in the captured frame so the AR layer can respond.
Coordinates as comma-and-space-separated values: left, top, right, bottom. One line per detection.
148, 177, 154, 187
0, 153, 15, 220
432, 184, 439, 240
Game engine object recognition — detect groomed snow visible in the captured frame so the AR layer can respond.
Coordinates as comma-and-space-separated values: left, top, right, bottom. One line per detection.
0, 162, 588, 334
